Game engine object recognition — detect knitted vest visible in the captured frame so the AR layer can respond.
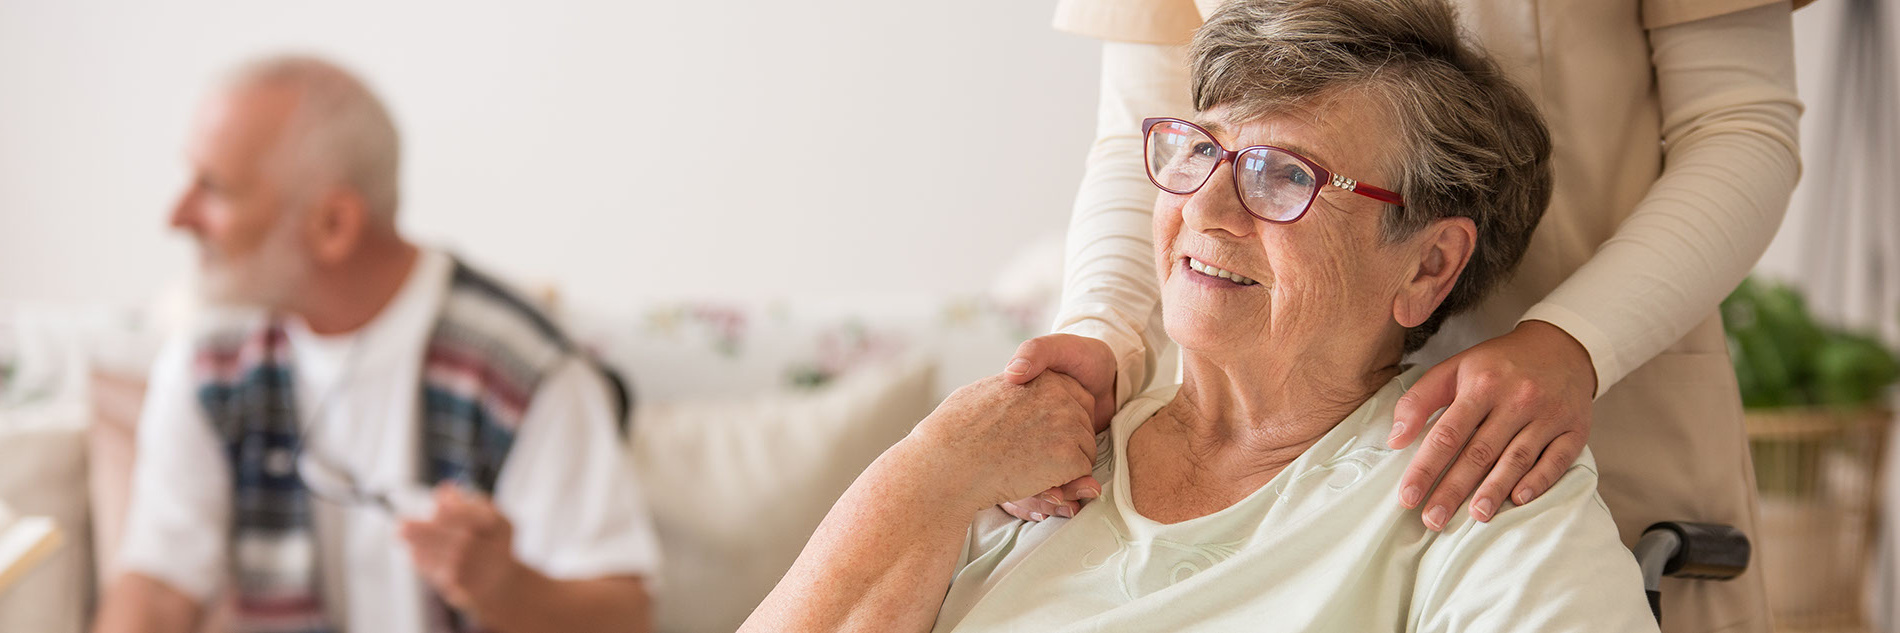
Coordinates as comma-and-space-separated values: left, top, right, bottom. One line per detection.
192, 259, 627, 633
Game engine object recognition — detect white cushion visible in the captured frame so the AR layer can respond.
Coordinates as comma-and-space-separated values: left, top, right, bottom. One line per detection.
630, 354, 937, 633
0, 404, 91, 633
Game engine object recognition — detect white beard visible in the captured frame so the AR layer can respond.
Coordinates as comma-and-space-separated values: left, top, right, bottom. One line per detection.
198, 212, 313, 309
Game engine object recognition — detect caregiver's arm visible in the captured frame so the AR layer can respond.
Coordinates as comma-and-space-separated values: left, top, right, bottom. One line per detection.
740, 374, 1099, 633
998, 41, 1194, 522
1042, 40, 1194, 409
1391, 1, 1801, 523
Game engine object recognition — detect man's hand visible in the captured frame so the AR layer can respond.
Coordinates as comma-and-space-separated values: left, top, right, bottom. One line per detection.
398, 484, 529, 611
996, 334, 1117, 521
1389, 320, 1598, 530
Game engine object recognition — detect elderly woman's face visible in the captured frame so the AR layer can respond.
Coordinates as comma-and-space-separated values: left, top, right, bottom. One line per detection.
1153, 99, 1422, 362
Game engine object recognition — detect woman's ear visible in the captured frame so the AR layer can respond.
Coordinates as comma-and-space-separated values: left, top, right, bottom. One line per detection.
306, 187, 367, 266
1392, 216, 1476, 328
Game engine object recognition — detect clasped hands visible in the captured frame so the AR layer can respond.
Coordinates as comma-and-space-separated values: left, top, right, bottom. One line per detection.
991, 321, 1597, 531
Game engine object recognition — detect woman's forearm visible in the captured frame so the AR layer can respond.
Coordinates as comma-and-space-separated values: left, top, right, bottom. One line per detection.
1053, 41, 1194, 406
1519, 2, 1801, 394
741, 440, 984, 633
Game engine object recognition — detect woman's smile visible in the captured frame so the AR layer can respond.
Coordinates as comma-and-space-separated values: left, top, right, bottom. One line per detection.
1184, 256, 1259, 286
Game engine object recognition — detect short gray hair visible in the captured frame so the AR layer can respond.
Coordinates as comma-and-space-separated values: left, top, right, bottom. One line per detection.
1190, 0, 1551, 353
225, 55, 402, 225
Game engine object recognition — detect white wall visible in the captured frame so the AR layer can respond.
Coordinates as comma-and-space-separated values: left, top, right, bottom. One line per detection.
0, 0, 1100, 313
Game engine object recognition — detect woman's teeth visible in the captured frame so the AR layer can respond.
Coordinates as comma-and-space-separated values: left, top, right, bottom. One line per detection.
1187, 257, 1258, 285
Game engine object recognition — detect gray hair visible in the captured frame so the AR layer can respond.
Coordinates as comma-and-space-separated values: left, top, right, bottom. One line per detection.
1190, 0, 1552, 353
224, 55, 402, 226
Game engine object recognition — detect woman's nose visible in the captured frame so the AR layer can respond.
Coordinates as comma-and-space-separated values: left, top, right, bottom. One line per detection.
1180, 159, 1257, 238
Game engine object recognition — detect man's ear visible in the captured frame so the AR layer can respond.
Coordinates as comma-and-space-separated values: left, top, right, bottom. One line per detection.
1393, 216, 1476, 328
306, 187, 368, 266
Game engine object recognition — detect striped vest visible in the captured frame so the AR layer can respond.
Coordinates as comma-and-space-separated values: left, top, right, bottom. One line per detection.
192, 259, 627, 633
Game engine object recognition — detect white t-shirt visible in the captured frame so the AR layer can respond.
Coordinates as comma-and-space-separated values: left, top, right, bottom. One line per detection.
933, 367, 1658, 632
118, 249, 661, 631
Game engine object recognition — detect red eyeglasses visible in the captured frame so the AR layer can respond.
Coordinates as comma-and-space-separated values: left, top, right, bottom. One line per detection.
1143, 117, 1403, 223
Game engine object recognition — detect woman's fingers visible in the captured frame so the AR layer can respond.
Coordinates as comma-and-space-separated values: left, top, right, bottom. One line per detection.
1391, 359, 1460, 449
1513, 431, 1586, 506
1418, 406, 1532, 530
1001, 498, 1059, 522
1466, 422, 1561, 522
1003, 334, 1119, 429
1002, 338, 1057, 385
1059, 475, 1102, 503
1397, 396, 1488, 510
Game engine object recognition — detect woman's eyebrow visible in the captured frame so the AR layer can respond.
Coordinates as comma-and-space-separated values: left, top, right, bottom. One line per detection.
1195, 118, 1341, 169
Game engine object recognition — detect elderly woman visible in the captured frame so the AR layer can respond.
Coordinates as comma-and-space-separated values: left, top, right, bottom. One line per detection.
743, 0, 1657, 630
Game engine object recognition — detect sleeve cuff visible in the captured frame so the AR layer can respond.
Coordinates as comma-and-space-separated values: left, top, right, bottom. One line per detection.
1518, 303, 1619, 400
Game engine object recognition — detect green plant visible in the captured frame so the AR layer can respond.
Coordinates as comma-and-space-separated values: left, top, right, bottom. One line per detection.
1722, 277, 1900, 409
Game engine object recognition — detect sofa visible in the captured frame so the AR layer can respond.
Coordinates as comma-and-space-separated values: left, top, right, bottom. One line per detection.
0, 241, 1065, 633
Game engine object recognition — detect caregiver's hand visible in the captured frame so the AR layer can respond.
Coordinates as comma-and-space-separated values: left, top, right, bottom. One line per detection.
996, 334, 1116, 521
1389, 320, 1598, 531
907, 372, 1101, 514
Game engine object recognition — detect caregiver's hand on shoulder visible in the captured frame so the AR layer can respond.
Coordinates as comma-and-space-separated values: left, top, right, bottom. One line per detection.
1389, 320, 1598, 531
906, 371, 1101, 515
996, 334, 1116, 521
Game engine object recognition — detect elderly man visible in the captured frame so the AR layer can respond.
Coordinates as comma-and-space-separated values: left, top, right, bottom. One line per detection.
743, 0, 1657, 630
92, 56, 659, 633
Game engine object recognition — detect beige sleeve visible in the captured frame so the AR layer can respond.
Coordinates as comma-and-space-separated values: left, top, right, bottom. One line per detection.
1051, 41, 1194, 405
1518, 2, 1802, 396
1052, 0, 1202, 45
1642, 0, 1785, 29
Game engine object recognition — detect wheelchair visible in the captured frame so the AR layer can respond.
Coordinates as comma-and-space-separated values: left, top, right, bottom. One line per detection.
1632, 521, 1752, 625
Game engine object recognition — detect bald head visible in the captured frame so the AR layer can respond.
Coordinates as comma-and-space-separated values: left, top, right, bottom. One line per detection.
222, 55, 402, 226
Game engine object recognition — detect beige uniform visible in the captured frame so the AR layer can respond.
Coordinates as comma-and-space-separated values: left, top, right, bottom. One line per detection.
1048, 1, 1803, 631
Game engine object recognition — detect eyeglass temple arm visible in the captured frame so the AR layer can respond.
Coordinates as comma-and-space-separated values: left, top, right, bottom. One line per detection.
1328, 172, 1404, 207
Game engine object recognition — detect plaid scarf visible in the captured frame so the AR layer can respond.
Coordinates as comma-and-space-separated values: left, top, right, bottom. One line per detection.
192, 259, 627, 633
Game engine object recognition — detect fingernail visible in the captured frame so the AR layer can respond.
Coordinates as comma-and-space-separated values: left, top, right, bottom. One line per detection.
1029, 512, 1047, 521
1387, 421, 1406, 443
1425, 505, 1449, 530
1401, 485, 1422, 507
1077, 488, 1099, 500
1042, 493, 1065, 506
1056, 505, 1074, 518
1005, 359, 1030, 375
1515, 488, 1534, 505
1473, 498, 1496, 521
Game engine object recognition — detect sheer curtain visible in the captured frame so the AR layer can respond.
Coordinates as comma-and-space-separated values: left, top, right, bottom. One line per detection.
1787, 0, 1900, 629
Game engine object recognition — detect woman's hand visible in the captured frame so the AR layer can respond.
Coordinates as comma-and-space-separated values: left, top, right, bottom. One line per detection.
1389, 320, 1598, 530
993, 334, 1117, 521
908, 371, 1102, 515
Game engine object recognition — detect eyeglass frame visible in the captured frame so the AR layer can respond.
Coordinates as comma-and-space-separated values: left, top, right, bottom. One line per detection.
1141, 117, 1405, 224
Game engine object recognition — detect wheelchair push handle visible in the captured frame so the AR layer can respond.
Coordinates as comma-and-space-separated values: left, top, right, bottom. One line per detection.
1633, 521, 1750, 625
1644, 521, 1750, 580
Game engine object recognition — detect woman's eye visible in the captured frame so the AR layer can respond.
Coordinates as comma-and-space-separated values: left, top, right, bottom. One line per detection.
1282, 166, 1315, 187
1191, 142, 1220, 158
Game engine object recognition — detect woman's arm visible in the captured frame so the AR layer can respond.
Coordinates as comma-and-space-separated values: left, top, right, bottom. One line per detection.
741, 374, 1099, 633
1522, 1, 1802, 393
1391, 2, 1802, 525
1000, 41, 1196, 522
1049, 40, 1195, 406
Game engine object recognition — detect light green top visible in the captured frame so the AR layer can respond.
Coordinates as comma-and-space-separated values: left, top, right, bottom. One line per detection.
934, 367, 1659, 632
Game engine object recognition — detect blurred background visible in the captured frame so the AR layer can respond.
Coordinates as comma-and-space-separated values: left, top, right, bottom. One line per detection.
0, 0, 1895, 632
